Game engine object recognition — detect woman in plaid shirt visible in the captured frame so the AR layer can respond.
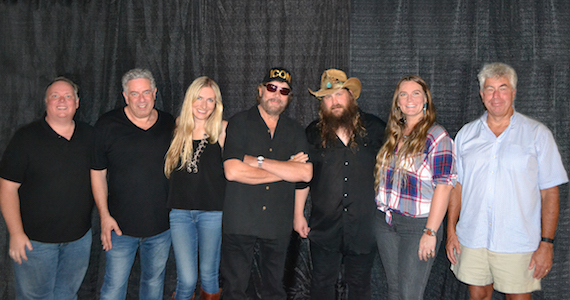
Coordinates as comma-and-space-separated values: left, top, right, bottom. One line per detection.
373, 75, 457, 300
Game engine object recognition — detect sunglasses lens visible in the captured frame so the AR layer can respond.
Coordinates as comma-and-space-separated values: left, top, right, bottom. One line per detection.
266, 83, 290, 96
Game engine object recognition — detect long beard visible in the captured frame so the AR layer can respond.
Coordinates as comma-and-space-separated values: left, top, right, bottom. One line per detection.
319, 101, 360, 147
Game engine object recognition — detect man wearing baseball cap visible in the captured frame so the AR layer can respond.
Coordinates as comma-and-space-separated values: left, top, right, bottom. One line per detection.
221, 67, 312, 299
295, 69, 386, 299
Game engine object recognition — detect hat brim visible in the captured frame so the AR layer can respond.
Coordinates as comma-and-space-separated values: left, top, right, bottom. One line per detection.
308, 77, 361, 100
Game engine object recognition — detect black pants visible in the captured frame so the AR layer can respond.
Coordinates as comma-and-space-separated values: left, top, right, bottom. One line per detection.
221, 233, 290, 300
309, 241, 375, 300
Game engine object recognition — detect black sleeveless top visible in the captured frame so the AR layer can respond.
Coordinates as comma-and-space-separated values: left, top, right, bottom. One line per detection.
167, 140, 225, 211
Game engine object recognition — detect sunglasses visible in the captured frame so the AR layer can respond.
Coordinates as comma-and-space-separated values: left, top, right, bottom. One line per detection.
265, 83, 291, 96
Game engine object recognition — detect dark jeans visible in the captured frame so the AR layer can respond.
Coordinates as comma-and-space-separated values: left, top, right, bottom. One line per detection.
374, 210, 442, 300
310, 241, 375, 300
221, 233, 290, 300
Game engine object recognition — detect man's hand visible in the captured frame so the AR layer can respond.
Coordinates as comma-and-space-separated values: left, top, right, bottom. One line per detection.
294, 215, 310, 238
100, 215, 122, 251
529, 242, 554, 279
289, 152, 309, 163
446, 231, 461, 265
8, 232, 33, 264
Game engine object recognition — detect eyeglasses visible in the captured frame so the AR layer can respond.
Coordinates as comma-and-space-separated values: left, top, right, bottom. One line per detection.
265, 83, 291, 96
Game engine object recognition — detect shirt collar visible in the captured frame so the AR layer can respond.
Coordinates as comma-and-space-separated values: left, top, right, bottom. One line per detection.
479, 109, 518, 125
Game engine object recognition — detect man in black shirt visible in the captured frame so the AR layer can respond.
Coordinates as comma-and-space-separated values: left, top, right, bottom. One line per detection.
0, 77, 94, 299
92, 68, 174, 300
295, 69, 386, 300
222, 67, 312, 299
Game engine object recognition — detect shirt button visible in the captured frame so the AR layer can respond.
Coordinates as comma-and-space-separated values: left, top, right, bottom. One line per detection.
343, 193, 348, 197
269, 148, 273, 152
266, 186, 269, 190
344, 161, 349, 166
262, 206, 267, 211
344, 208, 348, 212
344, 177, 348, 182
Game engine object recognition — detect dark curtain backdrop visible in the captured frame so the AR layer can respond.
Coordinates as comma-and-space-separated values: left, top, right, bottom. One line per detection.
0, 1, 568, 299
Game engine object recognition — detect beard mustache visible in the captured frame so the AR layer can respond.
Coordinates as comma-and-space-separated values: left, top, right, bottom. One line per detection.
321, 101, 359, 130
260, 97, 288, 116
319, 99, 361, 147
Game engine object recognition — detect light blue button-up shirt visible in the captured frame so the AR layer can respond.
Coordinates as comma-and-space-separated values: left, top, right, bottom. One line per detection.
455, 111, 568, 253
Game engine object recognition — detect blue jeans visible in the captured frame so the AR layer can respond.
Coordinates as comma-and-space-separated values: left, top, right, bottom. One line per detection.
170, 209, 222, 298
100, 229, 171, 300
374, 210, 442, 300
13, 229, 92, 300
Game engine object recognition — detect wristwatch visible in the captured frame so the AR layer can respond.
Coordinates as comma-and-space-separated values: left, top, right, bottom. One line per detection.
423, 228, 436, 237
257, 155, 265, 168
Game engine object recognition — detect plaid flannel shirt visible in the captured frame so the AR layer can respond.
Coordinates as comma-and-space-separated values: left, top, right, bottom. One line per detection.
376, 124, 457, 224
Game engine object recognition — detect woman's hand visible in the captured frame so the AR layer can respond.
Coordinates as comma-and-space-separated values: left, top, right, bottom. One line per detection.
418, 233, 436, 261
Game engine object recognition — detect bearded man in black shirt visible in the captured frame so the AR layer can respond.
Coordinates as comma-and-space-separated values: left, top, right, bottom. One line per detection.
221, 67, 312, 300
295, 69, 386, 300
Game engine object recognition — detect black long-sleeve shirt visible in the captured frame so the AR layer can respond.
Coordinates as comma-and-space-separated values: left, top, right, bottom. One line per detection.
303, 111, 386, 254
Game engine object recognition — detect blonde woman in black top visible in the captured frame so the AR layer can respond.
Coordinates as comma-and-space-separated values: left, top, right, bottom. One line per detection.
165, 77, 227, 300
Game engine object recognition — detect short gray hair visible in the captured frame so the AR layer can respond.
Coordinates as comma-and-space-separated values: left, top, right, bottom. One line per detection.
121, 68, 156, 93
477, 62, 517, 91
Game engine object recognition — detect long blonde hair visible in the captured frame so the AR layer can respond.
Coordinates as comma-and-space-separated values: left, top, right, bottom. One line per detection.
164, 76, 224, 178
374, 75, 436, 190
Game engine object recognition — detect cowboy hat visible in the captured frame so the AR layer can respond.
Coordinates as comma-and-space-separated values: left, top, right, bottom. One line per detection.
308, 69, 361, 100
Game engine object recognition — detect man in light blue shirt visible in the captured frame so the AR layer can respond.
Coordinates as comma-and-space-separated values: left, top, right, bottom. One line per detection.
446, 62, 568, 300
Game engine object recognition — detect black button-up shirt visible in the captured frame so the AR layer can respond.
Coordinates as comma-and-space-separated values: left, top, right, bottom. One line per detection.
304, 111, 385, 254
223, 105, 310, 239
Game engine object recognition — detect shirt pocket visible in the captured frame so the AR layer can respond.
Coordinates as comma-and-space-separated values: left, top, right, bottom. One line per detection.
501, 144, 537, 172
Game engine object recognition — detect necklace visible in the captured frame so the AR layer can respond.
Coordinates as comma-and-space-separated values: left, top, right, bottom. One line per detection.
187, 134, 209, 173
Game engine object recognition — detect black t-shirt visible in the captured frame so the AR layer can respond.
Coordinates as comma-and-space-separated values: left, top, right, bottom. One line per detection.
305, 111, 386, 254
0, 119, 94, 243
92, 108, 174, 237
222, 106, 310, 239
167, 140, 226, 211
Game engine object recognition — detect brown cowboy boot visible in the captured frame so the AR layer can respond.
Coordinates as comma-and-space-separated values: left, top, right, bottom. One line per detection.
199, 288, 221, 300
172, 291, 194, 300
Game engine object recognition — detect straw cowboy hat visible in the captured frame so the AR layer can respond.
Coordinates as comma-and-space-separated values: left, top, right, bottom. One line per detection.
308, 69, 361, 100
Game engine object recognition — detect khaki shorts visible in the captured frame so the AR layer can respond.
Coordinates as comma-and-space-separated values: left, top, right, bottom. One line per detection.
450, 244, 541, 294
